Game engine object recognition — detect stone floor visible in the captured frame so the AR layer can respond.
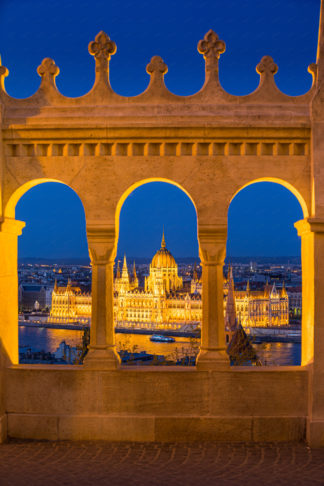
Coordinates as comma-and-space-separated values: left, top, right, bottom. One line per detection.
1, 440, 324, 486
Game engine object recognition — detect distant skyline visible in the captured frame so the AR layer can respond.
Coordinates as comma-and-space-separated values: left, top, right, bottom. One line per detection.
2, 0, 319, 259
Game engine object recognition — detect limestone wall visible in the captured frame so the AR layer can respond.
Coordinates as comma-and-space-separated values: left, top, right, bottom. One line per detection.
5, 366, 308, 442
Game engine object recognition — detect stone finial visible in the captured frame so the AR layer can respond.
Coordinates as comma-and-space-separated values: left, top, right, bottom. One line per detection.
37, 58, 59, 77
37, 58, 59, 89
146, 56, 168, 91
88, 31, 116, 85
0, 65, 8, 77
146, 56, 168, 76
0, 61, 9, 92
256, 56, 278, 77
198, 30, 226, 83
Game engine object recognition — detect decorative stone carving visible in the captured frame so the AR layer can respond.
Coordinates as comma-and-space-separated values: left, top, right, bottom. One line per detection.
0, 29, 316, 105
0, 63, 8, 92
146, 56, 168, 76
89, 31, 116, 60
37, 58, 59, 78
256, 56, 278, 76
198, 225, 227, 265
0, 65, 8, 78
198, 30, 226, 84
145, 56, 168, 92
87, 225, 116, 265
88, 31, 116, 80
37, 58, 59, 90
198, 30, 226, 62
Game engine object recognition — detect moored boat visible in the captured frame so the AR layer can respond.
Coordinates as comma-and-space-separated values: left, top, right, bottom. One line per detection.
150, 334, 175, 343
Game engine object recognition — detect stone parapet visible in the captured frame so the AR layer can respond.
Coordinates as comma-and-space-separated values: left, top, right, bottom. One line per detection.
5, 366, 308, 442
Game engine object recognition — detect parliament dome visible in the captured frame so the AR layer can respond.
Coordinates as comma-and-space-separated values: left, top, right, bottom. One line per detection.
151, 232, 177, 269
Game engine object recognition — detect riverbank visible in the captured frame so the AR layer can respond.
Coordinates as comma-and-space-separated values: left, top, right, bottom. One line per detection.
247, 326, 301, 343
19, 320, 301, 342
19, 320, 88, 331
19, 320, 200, 338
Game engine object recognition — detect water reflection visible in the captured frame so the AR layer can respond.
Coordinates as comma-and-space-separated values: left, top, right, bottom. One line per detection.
254, 342, 301, 366
19, 326, 83, 353
19, 327, 301, 366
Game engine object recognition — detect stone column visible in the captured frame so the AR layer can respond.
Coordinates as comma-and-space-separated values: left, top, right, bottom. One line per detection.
296, 218, 324, 446
83, 224, 120, 369
294, 219, 315, 367
196, 224, 229, 370
0, 218, 25, 365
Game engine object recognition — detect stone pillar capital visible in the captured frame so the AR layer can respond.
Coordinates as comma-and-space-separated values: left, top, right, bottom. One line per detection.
86, 222, 116, 264
295, 217, 324, 236
198, 224, 227, 265
0, 218, 25, 236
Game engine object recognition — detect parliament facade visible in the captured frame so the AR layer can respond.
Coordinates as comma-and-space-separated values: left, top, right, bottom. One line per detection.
50, 233, 289, 329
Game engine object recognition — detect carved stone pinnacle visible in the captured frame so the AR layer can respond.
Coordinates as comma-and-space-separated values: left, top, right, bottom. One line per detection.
146, 56, 168, 75
37, 58, 59, 78
308, 63, 317, 84
256, 56, 278, 76
88, 31, 116, 61
0, 65, 8, 78
198, 30, 226, 61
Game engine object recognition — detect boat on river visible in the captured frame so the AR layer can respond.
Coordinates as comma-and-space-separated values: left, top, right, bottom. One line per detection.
150, 335, 175, 343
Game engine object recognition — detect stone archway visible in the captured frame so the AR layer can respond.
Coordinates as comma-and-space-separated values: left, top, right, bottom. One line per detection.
227, 179, 306, 363
0, 6, 324, 444
1, 179, 88, 365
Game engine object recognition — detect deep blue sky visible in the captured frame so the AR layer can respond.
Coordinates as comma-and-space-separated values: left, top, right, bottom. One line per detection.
16, 181, 303, 259
2, 0, 319, 259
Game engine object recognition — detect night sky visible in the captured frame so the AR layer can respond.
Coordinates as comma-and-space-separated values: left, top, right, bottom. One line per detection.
0, 0, 319, 260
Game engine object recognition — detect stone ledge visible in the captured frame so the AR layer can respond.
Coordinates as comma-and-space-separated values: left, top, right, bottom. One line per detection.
7, 414, 306, 442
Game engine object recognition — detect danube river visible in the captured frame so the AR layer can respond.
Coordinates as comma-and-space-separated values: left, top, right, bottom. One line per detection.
19, 326, 301, 366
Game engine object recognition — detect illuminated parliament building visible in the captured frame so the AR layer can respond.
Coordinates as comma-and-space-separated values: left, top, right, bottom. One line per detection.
50, 233, 289, 329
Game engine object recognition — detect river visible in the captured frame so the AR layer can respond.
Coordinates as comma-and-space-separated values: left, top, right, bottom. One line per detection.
19, 326, 301, 366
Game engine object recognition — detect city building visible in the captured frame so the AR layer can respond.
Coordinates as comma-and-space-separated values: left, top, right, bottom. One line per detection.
287, 287, 302, 317
49, 280, 91, 324
18, 284, 47, 311
50, 233, 289, 328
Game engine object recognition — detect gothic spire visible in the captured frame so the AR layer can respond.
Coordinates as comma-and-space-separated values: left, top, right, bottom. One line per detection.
225, 265, 237, 332
270, 282, 278, 299
193, 262, 198, 281
281, 281, 288, 298
122, 255, 129, 277
227, 263, 232, 281
161, 227, 166, 249
133, 261, 137, 279
116, 260, 121, 278
264, 279, 270, 297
